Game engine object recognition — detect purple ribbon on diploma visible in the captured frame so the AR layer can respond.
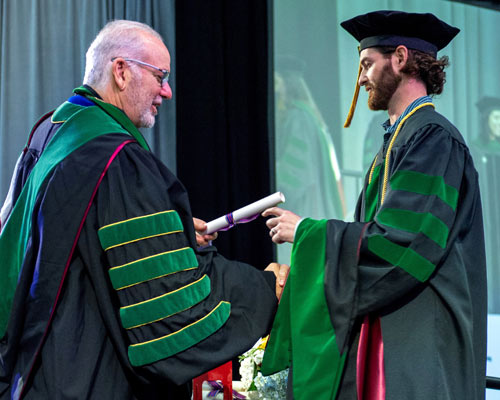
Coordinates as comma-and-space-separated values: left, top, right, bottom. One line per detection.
219, 213, 259, 231
206, 380, 247, 399
204, 192, 285, 235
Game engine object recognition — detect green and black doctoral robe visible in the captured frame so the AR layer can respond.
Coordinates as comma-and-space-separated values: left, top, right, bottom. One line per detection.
262, 104, 487, 400
0, 87, 277, 399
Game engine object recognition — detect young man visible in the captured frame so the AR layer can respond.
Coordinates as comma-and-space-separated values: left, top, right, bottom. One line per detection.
262, 11, 487, 400
0, 20, 286, 399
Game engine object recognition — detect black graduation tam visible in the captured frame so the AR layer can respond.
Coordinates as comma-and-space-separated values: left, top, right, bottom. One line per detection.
341, 10, 459, 128
340, 10, 460, 58
476, 96, 500, 114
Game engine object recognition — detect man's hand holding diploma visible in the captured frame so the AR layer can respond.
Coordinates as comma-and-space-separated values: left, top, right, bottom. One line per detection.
193, 217, 218, 246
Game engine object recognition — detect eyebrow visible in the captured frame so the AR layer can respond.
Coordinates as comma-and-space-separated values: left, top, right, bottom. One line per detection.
360, 57, 371, 67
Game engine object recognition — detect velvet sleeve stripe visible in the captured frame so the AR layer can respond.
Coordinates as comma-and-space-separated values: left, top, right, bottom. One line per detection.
376, 208, 449, 249
390, 170, 459, 211
98, 210, 183, 251
128, 301, 231, 367
109, 247, 198, 290
120, 275, 211, 329
367, 235, 435, 282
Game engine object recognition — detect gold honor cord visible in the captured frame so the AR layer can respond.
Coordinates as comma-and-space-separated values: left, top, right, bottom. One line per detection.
368, 154, 379, 185
380, 103, 434, 205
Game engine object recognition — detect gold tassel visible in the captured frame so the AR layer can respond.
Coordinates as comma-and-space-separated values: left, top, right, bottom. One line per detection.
343, 61, 362, 128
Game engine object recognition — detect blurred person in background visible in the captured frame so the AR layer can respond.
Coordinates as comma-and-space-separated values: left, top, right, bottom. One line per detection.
274, 55, 346, 265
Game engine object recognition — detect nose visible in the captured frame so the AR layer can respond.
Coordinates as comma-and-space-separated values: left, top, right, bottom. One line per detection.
160, 82, 172, 99
358, 71, 367, 87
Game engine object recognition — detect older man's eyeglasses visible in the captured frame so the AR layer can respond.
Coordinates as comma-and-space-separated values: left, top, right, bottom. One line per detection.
111, 57, 170, 86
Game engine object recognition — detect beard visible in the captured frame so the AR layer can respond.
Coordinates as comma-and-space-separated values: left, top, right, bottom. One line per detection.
367, 63, 401, 111
128, 71, 157, 128
137, 108, 156, 129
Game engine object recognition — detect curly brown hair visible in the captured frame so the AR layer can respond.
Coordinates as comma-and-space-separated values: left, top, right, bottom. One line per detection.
376, 46, 450, 95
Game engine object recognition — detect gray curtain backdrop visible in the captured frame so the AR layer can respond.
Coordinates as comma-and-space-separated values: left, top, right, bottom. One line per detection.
0, 0, 176, 200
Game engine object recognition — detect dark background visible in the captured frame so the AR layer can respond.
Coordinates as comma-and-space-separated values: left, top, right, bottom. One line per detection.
176, 1, 275, 269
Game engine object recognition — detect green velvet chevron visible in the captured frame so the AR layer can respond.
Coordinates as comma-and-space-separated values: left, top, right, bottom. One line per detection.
98, 210, 183, 251
390, 170, 458, 211
128, 301, 231, 366
366, 169, 459, 281
120, 274, 211, 329
367, 235, 436, 282
376, 208, 449, 249
108, 247, 198, 290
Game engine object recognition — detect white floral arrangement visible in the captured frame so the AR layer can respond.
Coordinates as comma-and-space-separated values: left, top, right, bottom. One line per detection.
238, 337, 288, 399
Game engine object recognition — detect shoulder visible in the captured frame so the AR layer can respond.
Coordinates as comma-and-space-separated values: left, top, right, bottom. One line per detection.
401, 106, 467, 148
62, 133, 139, 164
53, 133, 177, 193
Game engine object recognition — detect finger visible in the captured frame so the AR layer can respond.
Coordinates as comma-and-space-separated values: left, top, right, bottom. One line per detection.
270, 226, 281, 240
266, 217, 279, 230
278, 265, 289, 286
272, 233, 283, 244
262, 207, 284, 218
193, 217, 207, 232
207, 232, 218, 240
195, 232, 205, 246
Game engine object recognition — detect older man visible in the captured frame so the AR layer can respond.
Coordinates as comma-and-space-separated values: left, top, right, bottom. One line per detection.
262, 11, 487, 400
0, 20, 284, 399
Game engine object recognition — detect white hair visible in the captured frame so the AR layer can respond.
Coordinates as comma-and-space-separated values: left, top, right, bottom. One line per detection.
83, 20, 163, 89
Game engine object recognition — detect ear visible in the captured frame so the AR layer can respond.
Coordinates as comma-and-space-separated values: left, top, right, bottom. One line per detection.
392, 45, 409, 71
111, 58, 129, 91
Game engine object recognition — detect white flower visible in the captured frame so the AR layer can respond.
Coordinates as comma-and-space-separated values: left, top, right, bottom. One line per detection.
252, 350, 264, 366
239, 337, 288, 398
239, 357, 255, 390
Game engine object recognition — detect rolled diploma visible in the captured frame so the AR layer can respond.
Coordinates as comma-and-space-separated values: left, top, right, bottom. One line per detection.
204, 192, 286, 234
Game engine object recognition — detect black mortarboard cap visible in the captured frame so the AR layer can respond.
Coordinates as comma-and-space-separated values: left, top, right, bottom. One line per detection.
341, 10, 459, 58
476, 96, 500, 114
340, 10, 459, 128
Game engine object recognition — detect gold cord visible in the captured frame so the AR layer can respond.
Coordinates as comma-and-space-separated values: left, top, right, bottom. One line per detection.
368, 154, 379, 184
380, 103, 434, 205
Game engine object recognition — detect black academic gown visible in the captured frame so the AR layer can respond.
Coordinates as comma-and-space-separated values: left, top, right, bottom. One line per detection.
327, 105, 488, 399
0, 92, 277, 399
263, 105, 487, 400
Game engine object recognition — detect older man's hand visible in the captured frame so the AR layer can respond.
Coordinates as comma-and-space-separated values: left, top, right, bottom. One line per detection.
264, 262, 290, 299
193, 217, 218, 247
